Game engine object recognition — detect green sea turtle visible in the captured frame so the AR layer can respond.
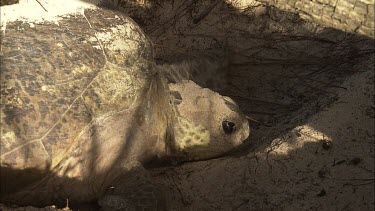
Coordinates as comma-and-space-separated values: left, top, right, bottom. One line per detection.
0, 5, 249, 210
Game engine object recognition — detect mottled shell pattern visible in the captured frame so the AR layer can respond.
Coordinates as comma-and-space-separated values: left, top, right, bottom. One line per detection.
0, 9, 153, 172
0, 7, 249, 177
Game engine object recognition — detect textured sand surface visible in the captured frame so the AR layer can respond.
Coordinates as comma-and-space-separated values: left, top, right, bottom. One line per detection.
1, 0, 374, 210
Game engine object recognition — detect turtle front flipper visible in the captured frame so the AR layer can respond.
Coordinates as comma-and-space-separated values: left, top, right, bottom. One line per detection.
99, 165, 167, 211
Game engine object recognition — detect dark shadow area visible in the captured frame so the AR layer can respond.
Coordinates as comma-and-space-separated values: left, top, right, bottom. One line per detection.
1, 0, 374, 210
97, 0, 374, 210
104, 0, 374, 154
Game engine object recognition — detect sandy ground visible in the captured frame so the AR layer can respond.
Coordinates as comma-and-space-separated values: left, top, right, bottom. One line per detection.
151, 57, 375, 210
114, 0, 375, 210
1, 0, 374, 210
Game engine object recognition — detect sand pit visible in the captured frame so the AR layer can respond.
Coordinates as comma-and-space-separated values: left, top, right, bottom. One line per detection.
116, 0, 374, 210
1, 0, 374, 210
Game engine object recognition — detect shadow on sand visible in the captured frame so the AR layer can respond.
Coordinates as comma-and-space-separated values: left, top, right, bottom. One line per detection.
1, 0, 374, 210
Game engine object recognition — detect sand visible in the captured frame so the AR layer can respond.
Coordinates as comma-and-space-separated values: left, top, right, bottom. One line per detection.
1, 0, 374, 210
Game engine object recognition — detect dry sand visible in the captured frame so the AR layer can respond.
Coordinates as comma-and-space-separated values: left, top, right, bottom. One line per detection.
112, 0, 375, 210
1, 0, 374, 210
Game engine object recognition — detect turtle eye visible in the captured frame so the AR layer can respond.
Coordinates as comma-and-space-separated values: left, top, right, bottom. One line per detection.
222, 121, 236, 134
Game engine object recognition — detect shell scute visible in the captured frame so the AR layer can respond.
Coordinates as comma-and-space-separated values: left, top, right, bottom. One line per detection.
1, 9, 153, 172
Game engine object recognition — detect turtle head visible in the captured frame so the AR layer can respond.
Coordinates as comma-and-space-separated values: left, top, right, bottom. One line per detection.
168, 81, 249, 160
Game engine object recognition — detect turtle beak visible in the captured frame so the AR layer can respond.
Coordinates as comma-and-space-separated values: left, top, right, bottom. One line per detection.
232, 119, 250, 146
241, 120, 250, 141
